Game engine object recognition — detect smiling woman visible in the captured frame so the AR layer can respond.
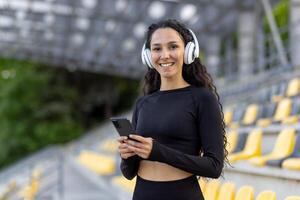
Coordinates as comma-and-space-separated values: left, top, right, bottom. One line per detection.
117, 19, 228, 200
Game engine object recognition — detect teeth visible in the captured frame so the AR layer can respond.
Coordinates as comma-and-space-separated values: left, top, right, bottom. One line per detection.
160, 63, 173, 67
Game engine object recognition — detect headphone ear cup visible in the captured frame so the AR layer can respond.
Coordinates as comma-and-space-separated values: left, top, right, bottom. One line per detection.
184, 42, 195, 64
144, 48, 154, 69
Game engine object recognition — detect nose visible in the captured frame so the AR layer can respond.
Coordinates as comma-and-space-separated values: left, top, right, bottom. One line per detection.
160, 48, 170, 59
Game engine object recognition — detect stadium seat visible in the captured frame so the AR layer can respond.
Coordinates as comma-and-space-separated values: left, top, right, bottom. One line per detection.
241, 104, 259, 126
256, 190, 276, 200
256, 103, 276, 127
228, 105, 246, 129
267, 132, 300, 167
282, 158, 300, 170
235, 185, 254, 200
286, 78, 300, 97
77, 150, 116, 175
0, 181, 17, 199
257, 98, 292, 126
284, 196, 300, 200
100, 138, 118, 153
271, 81, 288, 102
198, 178, 207, 194
217, 182, 235, 200
282, 97, 300, 125
231, 133, 248, 153
18, 169, 42, 200
224, 108, 233, 126
203, 180, 220, 200
226, 130, 238, 154
228, 129, 262, 163
111, 176, 136, 192
273, 98, 292, 122
249, 128, 296, 166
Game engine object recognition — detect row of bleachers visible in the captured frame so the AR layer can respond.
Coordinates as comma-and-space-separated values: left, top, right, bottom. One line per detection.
224, 77, 300, 128
199, 179, 300, 200
254, 78, 300, 103
222, 76, 300, 198
0, 168, 42, 200
0, 146, 64, 200
226, 128, 300, 169
225, 95, 300, 128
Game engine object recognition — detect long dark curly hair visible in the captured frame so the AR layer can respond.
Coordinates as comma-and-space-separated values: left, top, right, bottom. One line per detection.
140, 19, 228, 172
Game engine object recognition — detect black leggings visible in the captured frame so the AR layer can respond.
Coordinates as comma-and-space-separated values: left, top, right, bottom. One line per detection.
132, 175, 204, 200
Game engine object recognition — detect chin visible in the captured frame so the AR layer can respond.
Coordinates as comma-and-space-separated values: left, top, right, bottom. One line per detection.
160, 72, 178, 79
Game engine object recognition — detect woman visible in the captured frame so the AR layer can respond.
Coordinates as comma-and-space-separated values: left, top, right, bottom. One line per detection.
117, 19, 227, 200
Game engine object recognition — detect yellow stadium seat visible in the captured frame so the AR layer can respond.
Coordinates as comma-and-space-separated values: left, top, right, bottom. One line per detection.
224, 109, 233, 126
111, 176, 136, 192
0, 181, 17, 199
198, 178, 207, 194
284, 196, 300, 200
282, 158, 300, 170
217, 182, 235, 200
256, 118, 272, 127
226, 130, 238, 154
286, 78, 300, 97
203, 180, 220, 200
235, 185, 254, 200
229, 122, 240, 129
249, 128, 296, 166
100, 138, 119, 153
18, 169, 42, 200
256, 190, 276, 200
77, 150, 116, 175
259, 98, 292, 126
242, 104, 259, 125
271, 95, 283, 103
228, 129, 262, 163
273, 98, 292, 122
282, 115, 299, 125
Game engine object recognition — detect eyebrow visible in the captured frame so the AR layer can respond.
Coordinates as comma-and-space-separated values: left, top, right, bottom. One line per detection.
152, 41, 179, 46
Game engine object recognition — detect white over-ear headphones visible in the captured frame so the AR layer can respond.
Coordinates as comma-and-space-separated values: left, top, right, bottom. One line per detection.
141, 29, 200, 69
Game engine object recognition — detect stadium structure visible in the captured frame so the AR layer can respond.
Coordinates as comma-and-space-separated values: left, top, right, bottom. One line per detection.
1, 0, 300, 199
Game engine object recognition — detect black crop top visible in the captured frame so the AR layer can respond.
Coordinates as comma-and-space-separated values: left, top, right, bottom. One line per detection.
120, 85, 224, 180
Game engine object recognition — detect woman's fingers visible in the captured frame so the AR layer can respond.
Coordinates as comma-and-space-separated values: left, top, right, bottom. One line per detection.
120, 152, 136, 159
126, 137, 153, 159
128, 134, 146, 143
117, 136, 128, 143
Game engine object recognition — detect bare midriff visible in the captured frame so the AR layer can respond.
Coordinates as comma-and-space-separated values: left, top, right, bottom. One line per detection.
137, 160, 193, 181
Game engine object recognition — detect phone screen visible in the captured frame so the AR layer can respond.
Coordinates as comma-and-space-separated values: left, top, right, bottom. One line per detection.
110, 117, 135, 137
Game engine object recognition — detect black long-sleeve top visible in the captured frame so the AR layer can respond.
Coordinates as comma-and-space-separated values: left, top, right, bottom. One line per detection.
120, 85, 224, 180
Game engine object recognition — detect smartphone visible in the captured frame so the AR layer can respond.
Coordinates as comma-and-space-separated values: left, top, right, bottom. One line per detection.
110, 117, 136, 138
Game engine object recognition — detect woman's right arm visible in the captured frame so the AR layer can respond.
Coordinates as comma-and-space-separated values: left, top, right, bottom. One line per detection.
119, 98, 142, 180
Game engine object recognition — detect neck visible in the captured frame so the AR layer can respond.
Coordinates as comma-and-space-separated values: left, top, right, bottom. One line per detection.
160, 76, 190, 91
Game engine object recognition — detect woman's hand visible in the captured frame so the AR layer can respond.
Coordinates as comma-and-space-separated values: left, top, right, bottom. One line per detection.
125, 135, 153, 159
117, 136, 136, 159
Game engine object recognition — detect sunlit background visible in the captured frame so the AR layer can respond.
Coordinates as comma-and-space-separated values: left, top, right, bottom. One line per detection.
0, 0, 300, 199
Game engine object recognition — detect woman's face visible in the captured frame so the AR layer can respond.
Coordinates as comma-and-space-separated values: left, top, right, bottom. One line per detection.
150, 28, 185, 79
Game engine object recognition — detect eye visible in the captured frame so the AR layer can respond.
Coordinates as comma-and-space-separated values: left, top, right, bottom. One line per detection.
170, 44, 178, 49
151, 47, 161, 52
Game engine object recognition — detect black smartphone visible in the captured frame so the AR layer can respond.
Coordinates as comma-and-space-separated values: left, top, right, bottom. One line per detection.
110, 117, 136, 138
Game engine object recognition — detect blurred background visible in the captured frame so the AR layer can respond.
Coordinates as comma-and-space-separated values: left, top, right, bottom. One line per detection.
0, 0, 300, 199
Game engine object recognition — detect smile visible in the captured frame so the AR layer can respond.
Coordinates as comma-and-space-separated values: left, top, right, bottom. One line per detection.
160, 63, 175, 67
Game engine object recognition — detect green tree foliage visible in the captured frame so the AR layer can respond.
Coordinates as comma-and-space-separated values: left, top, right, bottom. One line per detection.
0, 58, 83, 168
0, 57, 140, 169
263, 0, 289, 41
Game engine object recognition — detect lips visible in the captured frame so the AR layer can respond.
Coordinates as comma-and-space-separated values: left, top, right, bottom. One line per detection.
159, 62, 175, 67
